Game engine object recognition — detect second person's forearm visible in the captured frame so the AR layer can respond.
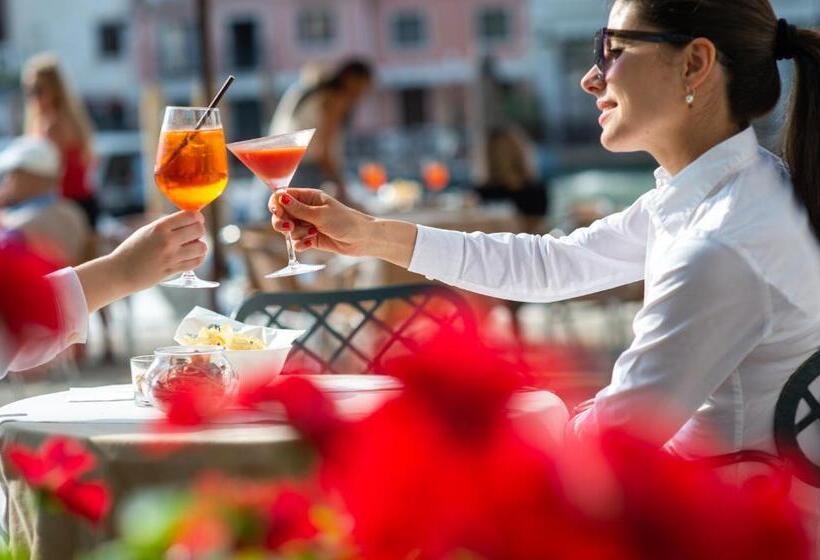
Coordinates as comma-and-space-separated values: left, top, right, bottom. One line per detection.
363, 219, 418, 269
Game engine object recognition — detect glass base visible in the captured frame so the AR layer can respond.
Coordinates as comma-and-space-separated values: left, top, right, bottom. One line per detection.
161, 272, 219, 289
265, 263, 326, 278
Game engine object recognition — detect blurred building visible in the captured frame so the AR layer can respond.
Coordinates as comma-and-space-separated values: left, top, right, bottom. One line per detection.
132, 0, 532, 146
0, 0, 138, 133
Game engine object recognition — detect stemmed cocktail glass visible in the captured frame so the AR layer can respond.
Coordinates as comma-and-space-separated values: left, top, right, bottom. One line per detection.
154, 106, 229, 288
228, 129, 323, 278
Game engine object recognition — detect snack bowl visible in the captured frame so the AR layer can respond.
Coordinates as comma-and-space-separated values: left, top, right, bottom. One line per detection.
224, 345, 293, 390
145, 345, 237, 412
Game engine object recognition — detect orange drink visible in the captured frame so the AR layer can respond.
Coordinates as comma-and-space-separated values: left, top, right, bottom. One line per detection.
422, 161, 449, 191
155, 128, 229, 211
359, 162, 388, 191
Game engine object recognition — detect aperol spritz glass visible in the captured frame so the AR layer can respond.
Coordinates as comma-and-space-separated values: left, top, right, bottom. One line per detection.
154, 106, 228, 288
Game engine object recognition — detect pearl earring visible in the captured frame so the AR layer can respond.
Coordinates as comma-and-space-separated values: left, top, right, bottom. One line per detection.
686, 89, 695, 107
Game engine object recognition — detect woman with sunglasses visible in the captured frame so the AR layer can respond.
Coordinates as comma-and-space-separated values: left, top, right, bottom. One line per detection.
273, 0, 819, 515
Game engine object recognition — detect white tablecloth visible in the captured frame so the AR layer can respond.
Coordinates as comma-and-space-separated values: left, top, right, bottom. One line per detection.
0, 376, 569, 439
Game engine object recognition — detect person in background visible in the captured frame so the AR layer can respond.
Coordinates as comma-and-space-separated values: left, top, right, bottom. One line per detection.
22, 53, 98, 229
0, 210, 208, 378
477, 125, 549, 233
0, 136, 88, 265
270, 59, 373, 205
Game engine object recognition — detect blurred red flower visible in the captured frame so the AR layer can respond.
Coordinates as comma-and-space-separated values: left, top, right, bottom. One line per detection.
5, 436, 111, 524
269, 329, 810, 560
171, 473, 329, 556
0, 241, 60, 345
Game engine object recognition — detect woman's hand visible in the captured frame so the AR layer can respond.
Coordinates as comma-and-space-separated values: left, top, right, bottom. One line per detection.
269, 188, 373, 256
269, 188, 418, 268
76, 211, 208, 313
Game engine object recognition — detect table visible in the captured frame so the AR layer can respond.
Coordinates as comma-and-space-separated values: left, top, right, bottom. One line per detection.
0, 380, 567, 559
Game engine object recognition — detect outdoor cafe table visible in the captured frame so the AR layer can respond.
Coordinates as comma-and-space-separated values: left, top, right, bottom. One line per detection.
0, 378, 568, 559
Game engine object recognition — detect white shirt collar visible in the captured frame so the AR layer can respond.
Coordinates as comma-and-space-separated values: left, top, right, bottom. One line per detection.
649, 127, 760, 233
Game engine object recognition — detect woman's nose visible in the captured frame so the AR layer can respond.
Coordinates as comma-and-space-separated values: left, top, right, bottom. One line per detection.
580, 66, 605, 95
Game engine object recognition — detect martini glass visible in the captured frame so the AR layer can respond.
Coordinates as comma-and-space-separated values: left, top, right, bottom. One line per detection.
154, 106, 228, 288
227, 129, 323, 278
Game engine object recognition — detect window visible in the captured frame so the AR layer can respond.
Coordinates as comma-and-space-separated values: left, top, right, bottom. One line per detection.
477, 7, 511, 44
297, 8, 336, 47
230, 19, 259, 69
399, 88, 428, 127
392, 11, 427, 49
98, 21, 126, 58
158, 22, 199, 76
231, 99, 262, 142
0, 0, 8, 43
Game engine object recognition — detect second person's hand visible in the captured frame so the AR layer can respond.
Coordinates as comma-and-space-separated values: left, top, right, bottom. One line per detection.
269, 188, 418, 267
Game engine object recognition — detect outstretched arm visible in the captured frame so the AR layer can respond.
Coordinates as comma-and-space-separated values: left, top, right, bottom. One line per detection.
271, 188, 650, 303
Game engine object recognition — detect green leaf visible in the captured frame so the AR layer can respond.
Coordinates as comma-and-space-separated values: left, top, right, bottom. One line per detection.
118, 489, 191, 551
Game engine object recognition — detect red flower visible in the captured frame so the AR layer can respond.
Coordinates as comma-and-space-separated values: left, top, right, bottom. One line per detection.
53, 479, 111, 524
7, 436, 96, 487
239, 375, 344, 453
0, 241, 60, 345
171, 473, 325, 555
264, 487, 321, 550
5, 437, 111, 524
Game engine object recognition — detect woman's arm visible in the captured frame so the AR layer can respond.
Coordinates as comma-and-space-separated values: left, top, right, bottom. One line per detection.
271, 189, 650, 303
6, 211, 208, 373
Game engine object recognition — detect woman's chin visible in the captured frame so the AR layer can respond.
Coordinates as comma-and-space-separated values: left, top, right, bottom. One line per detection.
600, 126, 632, 153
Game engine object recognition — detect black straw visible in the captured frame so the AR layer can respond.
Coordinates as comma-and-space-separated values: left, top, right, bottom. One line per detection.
158, 75, 235, 172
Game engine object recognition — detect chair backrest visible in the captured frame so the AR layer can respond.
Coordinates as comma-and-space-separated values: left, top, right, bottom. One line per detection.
232, 283, 477, 375
774, 349, 820, 487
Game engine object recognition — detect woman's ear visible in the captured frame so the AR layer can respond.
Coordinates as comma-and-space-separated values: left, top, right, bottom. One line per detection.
683, 37, 718, 90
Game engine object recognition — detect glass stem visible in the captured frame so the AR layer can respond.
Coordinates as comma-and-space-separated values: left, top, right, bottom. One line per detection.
285, 232, 299, 267
180, 270, 198, 280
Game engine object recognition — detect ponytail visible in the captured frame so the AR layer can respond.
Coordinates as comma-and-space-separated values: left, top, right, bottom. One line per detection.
783, 28, 820, 240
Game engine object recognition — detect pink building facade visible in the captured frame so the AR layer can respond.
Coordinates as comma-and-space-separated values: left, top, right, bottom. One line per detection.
133, 0, 531, 141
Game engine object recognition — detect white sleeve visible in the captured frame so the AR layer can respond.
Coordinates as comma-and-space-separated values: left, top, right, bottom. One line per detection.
570, 236, 771, 446
6, 267, 89, 374
407, 193, 651, 302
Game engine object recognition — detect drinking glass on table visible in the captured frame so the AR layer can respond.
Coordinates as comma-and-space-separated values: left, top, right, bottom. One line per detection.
227, 129, 322, 278
154, 106, 229, 288
130, 355, 154, 407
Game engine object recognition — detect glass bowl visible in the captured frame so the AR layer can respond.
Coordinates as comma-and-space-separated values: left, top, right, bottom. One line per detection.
145, 345, 238, 412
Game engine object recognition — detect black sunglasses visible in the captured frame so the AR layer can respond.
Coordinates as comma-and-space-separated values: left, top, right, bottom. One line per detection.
594, 27, 694, 79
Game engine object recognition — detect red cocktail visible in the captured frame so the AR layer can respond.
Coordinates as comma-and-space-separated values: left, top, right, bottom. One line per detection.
227, 129, 321, 278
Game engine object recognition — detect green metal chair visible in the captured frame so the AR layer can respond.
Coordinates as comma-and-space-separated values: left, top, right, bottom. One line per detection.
232, 283, 477, 375
696, 349, 820, 489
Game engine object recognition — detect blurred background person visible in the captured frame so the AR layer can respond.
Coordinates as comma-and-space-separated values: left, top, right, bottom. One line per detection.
270, 59, 373, 205
22, 53, 98, 229
476, 125, 549, 233
0, 136, 89, 265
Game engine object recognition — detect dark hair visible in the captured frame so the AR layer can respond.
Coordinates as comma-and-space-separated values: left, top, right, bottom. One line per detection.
323, 58, 373, 91
620, 0, 820, 239
293, 59, 373, 116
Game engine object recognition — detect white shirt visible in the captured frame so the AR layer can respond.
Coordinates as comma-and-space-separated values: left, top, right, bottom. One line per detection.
409, 127, 820, 458
0, 267, 88, 378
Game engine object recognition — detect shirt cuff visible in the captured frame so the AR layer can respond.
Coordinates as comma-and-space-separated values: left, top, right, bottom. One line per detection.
407, 225, 465, 282
50, 267, 89, 348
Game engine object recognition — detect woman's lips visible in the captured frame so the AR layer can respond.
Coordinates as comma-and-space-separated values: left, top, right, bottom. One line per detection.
598, 107, 616, 126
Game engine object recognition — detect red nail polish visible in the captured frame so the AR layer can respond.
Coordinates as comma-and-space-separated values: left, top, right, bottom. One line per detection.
308, 227, 318, 235
282, 222, 292, 230
304, 239, 312, 247
281, 194, 292, 205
